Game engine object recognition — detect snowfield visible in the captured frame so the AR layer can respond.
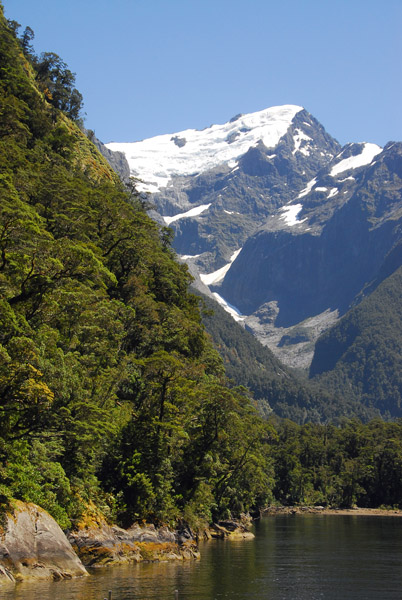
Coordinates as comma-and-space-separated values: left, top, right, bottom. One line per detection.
200, 249, 242, 286
163, 203, 211, 225
331, 143, 382, 177
279, 204, 307, 226
106, 105, 303, 193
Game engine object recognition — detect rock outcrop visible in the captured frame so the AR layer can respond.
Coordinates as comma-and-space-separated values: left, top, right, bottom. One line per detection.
89, 132, 131, 182
207, 519, 254, 540
0, 501, 88, 584
0, 501, 200, 586
68, 522, 199, 567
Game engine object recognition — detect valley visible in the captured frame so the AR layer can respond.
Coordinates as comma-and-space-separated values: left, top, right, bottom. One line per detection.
104, 109, 402, 418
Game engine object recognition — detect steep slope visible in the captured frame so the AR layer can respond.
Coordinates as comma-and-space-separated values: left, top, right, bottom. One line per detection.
89, 130, 131, 182
0, 9, 272, 529
200, 293, 378, 423
107, 106, 341, 275
200, 292, 295, 416
219, 141, 401, 367
108, 105, 306, 193
309, 266, 402, 417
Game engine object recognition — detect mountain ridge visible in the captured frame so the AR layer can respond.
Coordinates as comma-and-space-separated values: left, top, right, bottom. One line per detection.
107, 105, 305, 193
104, 107, 402, 417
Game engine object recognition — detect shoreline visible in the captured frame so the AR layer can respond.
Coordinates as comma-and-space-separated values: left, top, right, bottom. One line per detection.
263, 506, 402, 517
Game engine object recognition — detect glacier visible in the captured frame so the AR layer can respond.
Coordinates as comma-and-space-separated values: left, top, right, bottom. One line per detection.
106, 105, 303, 193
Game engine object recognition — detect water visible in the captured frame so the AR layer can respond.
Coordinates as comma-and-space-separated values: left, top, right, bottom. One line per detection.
3, 514, 402, 599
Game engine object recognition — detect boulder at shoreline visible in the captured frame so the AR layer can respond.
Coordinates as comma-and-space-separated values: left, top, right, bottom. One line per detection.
0, 501, 88, 584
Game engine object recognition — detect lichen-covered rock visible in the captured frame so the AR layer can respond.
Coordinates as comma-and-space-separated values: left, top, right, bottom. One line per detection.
67, 522, 199, 567
0, 501, 88, 584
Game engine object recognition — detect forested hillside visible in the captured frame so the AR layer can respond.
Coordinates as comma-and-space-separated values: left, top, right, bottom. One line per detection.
310, 265, 402, 417
0, 7, 272, 529
269, 417, 402, 508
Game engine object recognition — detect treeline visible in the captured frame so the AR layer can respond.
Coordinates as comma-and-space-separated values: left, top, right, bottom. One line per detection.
270, 418, 402, 509
0, 6, 271, 530
6, 15, 83, 121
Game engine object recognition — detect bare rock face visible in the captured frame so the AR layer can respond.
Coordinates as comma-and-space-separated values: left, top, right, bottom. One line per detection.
0, 501, 88, 584
67, 522, 200, 567
89, 132, 131, 182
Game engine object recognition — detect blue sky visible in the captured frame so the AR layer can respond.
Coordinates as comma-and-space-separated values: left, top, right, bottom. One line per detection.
4, 0, 402, 146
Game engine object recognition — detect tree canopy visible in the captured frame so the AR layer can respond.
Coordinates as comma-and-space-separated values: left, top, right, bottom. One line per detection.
0, 8, 271, 529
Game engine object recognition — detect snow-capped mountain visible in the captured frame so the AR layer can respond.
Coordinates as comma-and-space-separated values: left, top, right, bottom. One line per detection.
108, 105, 305, 193
220, 140, 402, 365
104, 106, 402, 374
106, 105, 340, 273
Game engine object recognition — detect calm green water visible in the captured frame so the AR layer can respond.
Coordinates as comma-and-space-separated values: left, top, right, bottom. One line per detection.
3, 515, 402, 599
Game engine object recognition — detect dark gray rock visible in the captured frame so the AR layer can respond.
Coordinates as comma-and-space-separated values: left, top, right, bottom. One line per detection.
220, 143, 402, 334
88, 131, 131, 181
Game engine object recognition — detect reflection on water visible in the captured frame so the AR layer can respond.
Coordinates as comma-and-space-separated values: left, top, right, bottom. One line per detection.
3, 515, 402, 599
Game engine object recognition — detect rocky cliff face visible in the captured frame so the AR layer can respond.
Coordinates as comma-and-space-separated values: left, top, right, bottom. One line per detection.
68, 522, 199, 566
90, 132, 131, 182
219, 141, 401, 367
0, 502, 200, 586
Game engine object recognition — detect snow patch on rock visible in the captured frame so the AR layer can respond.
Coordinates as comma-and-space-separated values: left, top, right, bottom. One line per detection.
279, 204, 307, 226
327, 187, 339, 198
297, 178, 317, 199
163, 203, 211, 225
330, 143, 382, 177
292, 128, 312, 156
212, 292, 245, 322
200, 249, 242, 285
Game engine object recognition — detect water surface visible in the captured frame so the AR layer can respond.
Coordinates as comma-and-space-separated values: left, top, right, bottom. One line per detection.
3, 514, 402, 599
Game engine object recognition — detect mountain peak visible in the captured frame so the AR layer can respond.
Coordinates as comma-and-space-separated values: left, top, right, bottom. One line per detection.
106, 104, 304, 192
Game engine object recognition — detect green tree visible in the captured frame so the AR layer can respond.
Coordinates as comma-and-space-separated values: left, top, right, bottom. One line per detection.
34, 52, 83, 121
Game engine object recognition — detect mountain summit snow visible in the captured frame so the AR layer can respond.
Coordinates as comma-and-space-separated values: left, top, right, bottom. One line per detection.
107, 105, 304, 193
105, 104, 340, 273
